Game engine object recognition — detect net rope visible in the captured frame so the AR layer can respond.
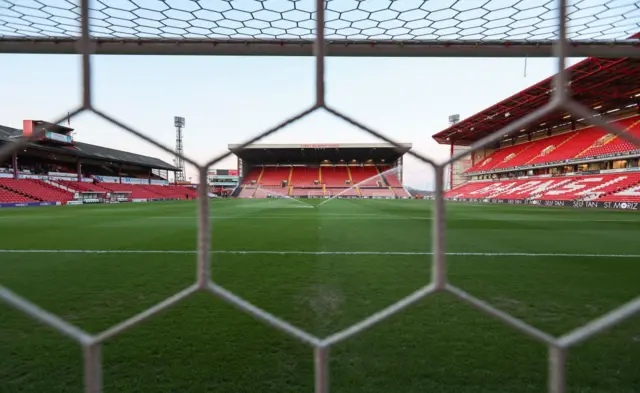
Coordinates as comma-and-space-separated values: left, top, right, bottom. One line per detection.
0, 0, 639, 392
0, 0, 639, 41
1, 0, 639, 56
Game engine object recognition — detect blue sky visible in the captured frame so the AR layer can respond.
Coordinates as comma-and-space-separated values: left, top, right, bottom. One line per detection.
0, 54, 580, 189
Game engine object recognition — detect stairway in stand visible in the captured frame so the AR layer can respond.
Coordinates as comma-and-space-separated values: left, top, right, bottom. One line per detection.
256, 167, 265, 184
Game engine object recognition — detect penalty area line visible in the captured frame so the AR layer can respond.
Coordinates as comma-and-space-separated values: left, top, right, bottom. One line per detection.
0, 250, 639, 258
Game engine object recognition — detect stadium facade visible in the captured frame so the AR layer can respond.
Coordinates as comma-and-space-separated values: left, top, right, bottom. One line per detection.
229, 143, 413, 199
434, 57, 640, 210
0, 120, 197, 208
207, 169, 239, 196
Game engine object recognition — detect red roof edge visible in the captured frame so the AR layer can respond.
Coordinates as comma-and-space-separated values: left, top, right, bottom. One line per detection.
432, 32, 640, 145
431, 58, 590, 142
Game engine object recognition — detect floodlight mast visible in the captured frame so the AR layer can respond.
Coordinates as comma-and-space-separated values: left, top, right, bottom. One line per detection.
174, 116, 186, 183
447, 114, 461, 191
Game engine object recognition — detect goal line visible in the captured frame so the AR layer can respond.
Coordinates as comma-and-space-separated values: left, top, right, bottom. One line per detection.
0, 250, 638, 258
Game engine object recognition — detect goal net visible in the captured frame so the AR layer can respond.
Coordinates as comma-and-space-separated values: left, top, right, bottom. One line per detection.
0, 2, 638, 393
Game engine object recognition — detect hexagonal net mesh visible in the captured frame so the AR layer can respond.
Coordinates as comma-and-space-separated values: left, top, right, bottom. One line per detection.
0, 0, 639, 56
0, 0, 639, 393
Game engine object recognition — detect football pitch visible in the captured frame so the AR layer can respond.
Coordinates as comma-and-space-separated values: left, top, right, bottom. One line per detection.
1, 199, 638, 393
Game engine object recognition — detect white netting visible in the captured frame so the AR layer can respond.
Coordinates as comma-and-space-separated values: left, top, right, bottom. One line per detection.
0, 0, 639, 41
0, 0, 639, 393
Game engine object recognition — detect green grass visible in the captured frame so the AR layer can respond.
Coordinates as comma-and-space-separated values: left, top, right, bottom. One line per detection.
0, 198, 639, 393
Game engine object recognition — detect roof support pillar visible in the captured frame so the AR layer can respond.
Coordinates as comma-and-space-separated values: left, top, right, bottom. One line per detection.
449, 142, 454, 191
118, 167, 122, 184
76, 160, 82, 182
12, 151, 18, 180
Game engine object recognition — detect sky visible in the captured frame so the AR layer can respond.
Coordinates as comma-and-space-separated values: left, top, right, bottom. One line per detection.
0, 53, 581, 189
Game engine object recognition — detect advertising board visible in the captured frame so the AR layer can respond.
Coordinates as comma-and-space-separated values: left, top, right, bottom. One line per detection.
448, 198, 640, 210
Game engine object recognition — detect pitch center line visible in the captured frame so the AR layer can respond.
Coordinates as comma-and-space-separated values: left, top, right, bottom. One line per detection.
0, 250, 638, 258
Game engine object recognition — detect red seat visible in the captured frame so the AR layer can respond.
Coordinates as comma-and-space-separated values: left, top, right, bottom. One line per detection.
446, 173, 640, 202
0, 179, 73, 202
321, 167, 349, 186
290, 167, 319, 186
466, 115, 640, 173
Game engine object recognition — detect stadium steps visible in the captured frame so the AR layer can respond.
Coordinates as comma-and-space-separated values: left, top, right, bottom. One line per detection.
318, 167, 322, 184
524, 131, 579, 165
256, 167, 265, 184
288, 187, 293, 196
577, 134, 619, 158
237, 186, 256, 198
536, 176, 635, 201
525, 179, 578, 201
60, 180, 111, 193
380, 173, 392, 187
496, 133, 574, 169
347, 166, 353, 184
596, 181, 640, 202
288, 167, 293, 185
356, 186, 361, 197
576, 177, 630, 201
376, 166, 391, 187
466, 142, 534, 173
34, 180, 75, 202
581, 176, 640, 201
483, 180, 519, 199
44, 179, 76, 192
379, 166, 403, 187
0, 186, 36, 203
0, 179, 73, 202
321, 166, 349, 187
577, 118, 640, 158
322, 184, 326, 196
490, 142, 537, 170
0, 183, 41, 202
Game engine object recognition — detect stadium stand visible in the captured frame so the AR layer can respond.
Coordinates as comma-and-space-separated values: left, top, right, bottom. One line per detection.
433, 57, 640, 209
0, 178, 73, 202
321, 166, 349, 186
349, 166, 380, 186
464, 116, 640, 174
446, 172, 640, 202
0, 186, 36, 203
598, 184, 640, 202
290, 167, 319, 186
577, 117, 640, 158
260, 167, 289, 187
241, 168, 261, 185
231, 143, 413, 199
57, 180, 110, 193
237, 187, 256, 198
0, 121, 197, 206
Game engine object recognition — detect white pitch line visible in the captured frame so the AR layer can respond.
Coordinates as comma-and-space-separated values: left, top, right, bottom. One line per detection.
0, 250, 639, 258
